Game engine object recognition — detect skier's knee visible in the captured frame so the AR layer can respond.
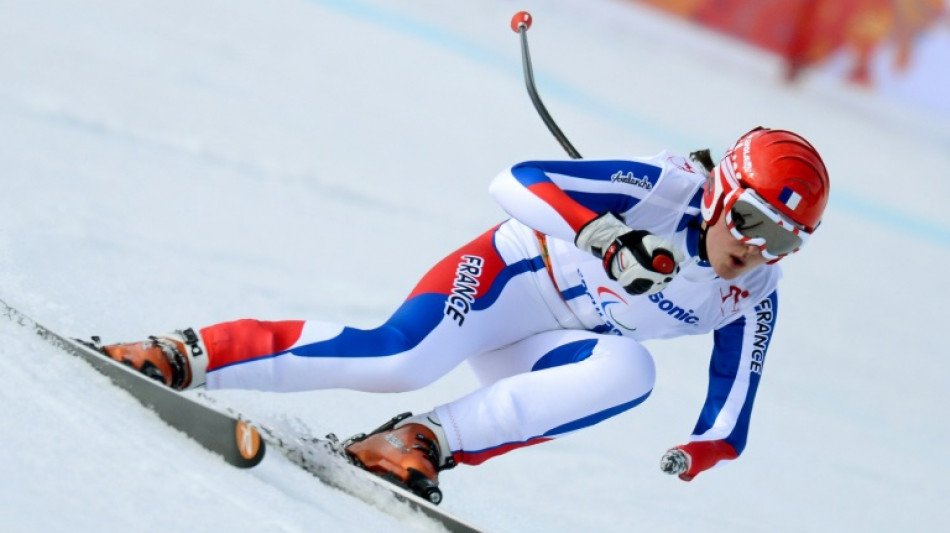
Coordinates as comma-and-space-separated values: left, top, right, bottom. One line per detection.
595, 337, 656, 393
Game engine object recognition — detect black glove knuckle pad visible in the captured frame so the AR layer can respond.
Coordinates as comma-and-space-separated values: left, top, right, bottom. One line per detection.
605, 231, 678, 296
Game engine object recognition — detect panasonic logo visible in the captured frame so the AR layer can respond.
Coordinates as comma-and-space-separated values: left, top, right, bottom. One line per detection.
648, 292, 699, 324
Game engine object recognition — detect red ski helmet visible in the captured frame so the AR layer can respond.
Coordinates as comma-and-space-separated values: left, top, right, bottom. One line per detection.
701, 128, 830, 234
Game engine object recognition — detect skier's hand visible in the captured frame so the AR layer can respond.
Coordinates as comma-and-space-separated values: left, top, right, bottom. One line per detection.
575, 211, 631, 257
603, 230, 683, 295
660, 441, 739, 481
659, 447, 692, 480
575, 212, 684, 296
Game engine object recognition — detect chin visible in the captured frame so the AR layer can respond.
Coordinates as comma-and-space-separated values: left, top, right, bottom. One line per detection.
713, 262, 740, 280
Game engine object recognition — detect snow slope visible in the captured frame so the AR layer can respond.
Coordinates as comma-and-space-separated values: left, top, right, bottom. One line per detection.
1, 0, 948, 532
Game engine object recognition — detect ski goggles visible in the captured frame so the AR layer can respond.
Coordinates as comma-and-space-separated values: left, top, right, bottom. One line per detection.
723, 188, 810, 261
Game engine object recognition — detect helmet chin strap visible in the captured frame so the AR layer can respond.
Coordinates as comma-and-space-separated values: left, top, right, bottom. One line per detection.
698, 222, 710, 263
690, 149, 715, 265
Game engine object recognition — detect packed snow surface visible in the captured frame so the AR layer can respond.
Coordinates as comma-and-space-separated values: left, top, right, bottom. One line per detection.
1, 1, 948, 532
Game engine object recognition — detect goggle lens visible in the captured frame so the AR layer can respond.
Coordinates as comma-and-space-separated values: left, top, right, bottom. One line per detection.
725, 191, 808, 260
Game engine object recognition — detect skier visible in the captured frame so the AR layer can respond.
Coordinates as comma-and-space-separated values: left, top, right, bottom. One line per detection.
102, 127, 829, 494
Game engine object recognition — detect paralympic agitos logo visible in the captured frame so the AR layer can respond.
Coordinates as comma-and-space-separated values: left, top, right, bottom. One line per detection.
597, 287, 637, 332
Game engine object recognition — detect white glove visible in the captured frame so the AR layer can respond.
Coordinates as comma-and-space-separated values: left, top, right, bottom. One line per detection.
575, 212, 684, 295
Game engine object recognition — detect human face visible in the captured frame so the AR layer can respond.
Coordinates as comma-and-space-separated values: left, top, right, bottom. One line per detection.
704, 214, 768, 280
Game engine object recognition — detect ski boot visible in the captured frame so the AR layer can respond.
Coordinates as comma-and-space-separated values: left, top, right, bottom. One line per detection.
344, 412, 455, 505
93, 328, 207, 390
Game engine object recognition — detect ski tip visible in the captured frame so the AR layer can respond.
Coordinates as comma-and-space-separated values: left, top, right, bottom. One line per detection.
510, 11, 532, 33
234, 421, 265, 467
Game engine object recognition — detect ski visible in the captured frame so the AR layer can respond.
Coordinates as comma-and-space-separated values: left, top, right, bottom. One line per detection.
0, 297, 487, 533
0, 297, 266, 468
250, 419, 487, 533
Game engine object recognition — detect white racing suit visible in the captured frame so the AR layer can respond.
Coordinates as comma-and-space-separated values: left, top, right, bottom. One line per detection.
200, 152, 780, 473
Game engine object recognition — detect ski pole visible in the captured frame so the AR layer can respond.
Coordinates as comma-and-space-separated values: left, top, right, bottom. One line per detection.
510, 11, 582, 160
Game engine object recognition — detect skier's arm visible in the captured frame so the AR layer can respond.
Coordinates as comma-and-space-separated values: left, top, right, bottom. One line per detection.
490, 159, 683, 295
661, 290, 779, 481
488, 159, 661, 243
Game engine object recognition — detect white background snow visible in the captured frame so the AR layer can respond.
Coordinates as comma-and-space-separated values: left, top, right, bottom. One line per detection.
2, 1, 949, 532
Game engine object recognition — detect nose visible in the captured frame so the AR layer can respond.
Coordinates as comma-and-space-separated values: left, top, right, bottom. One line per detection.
745, 243, 764, 257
